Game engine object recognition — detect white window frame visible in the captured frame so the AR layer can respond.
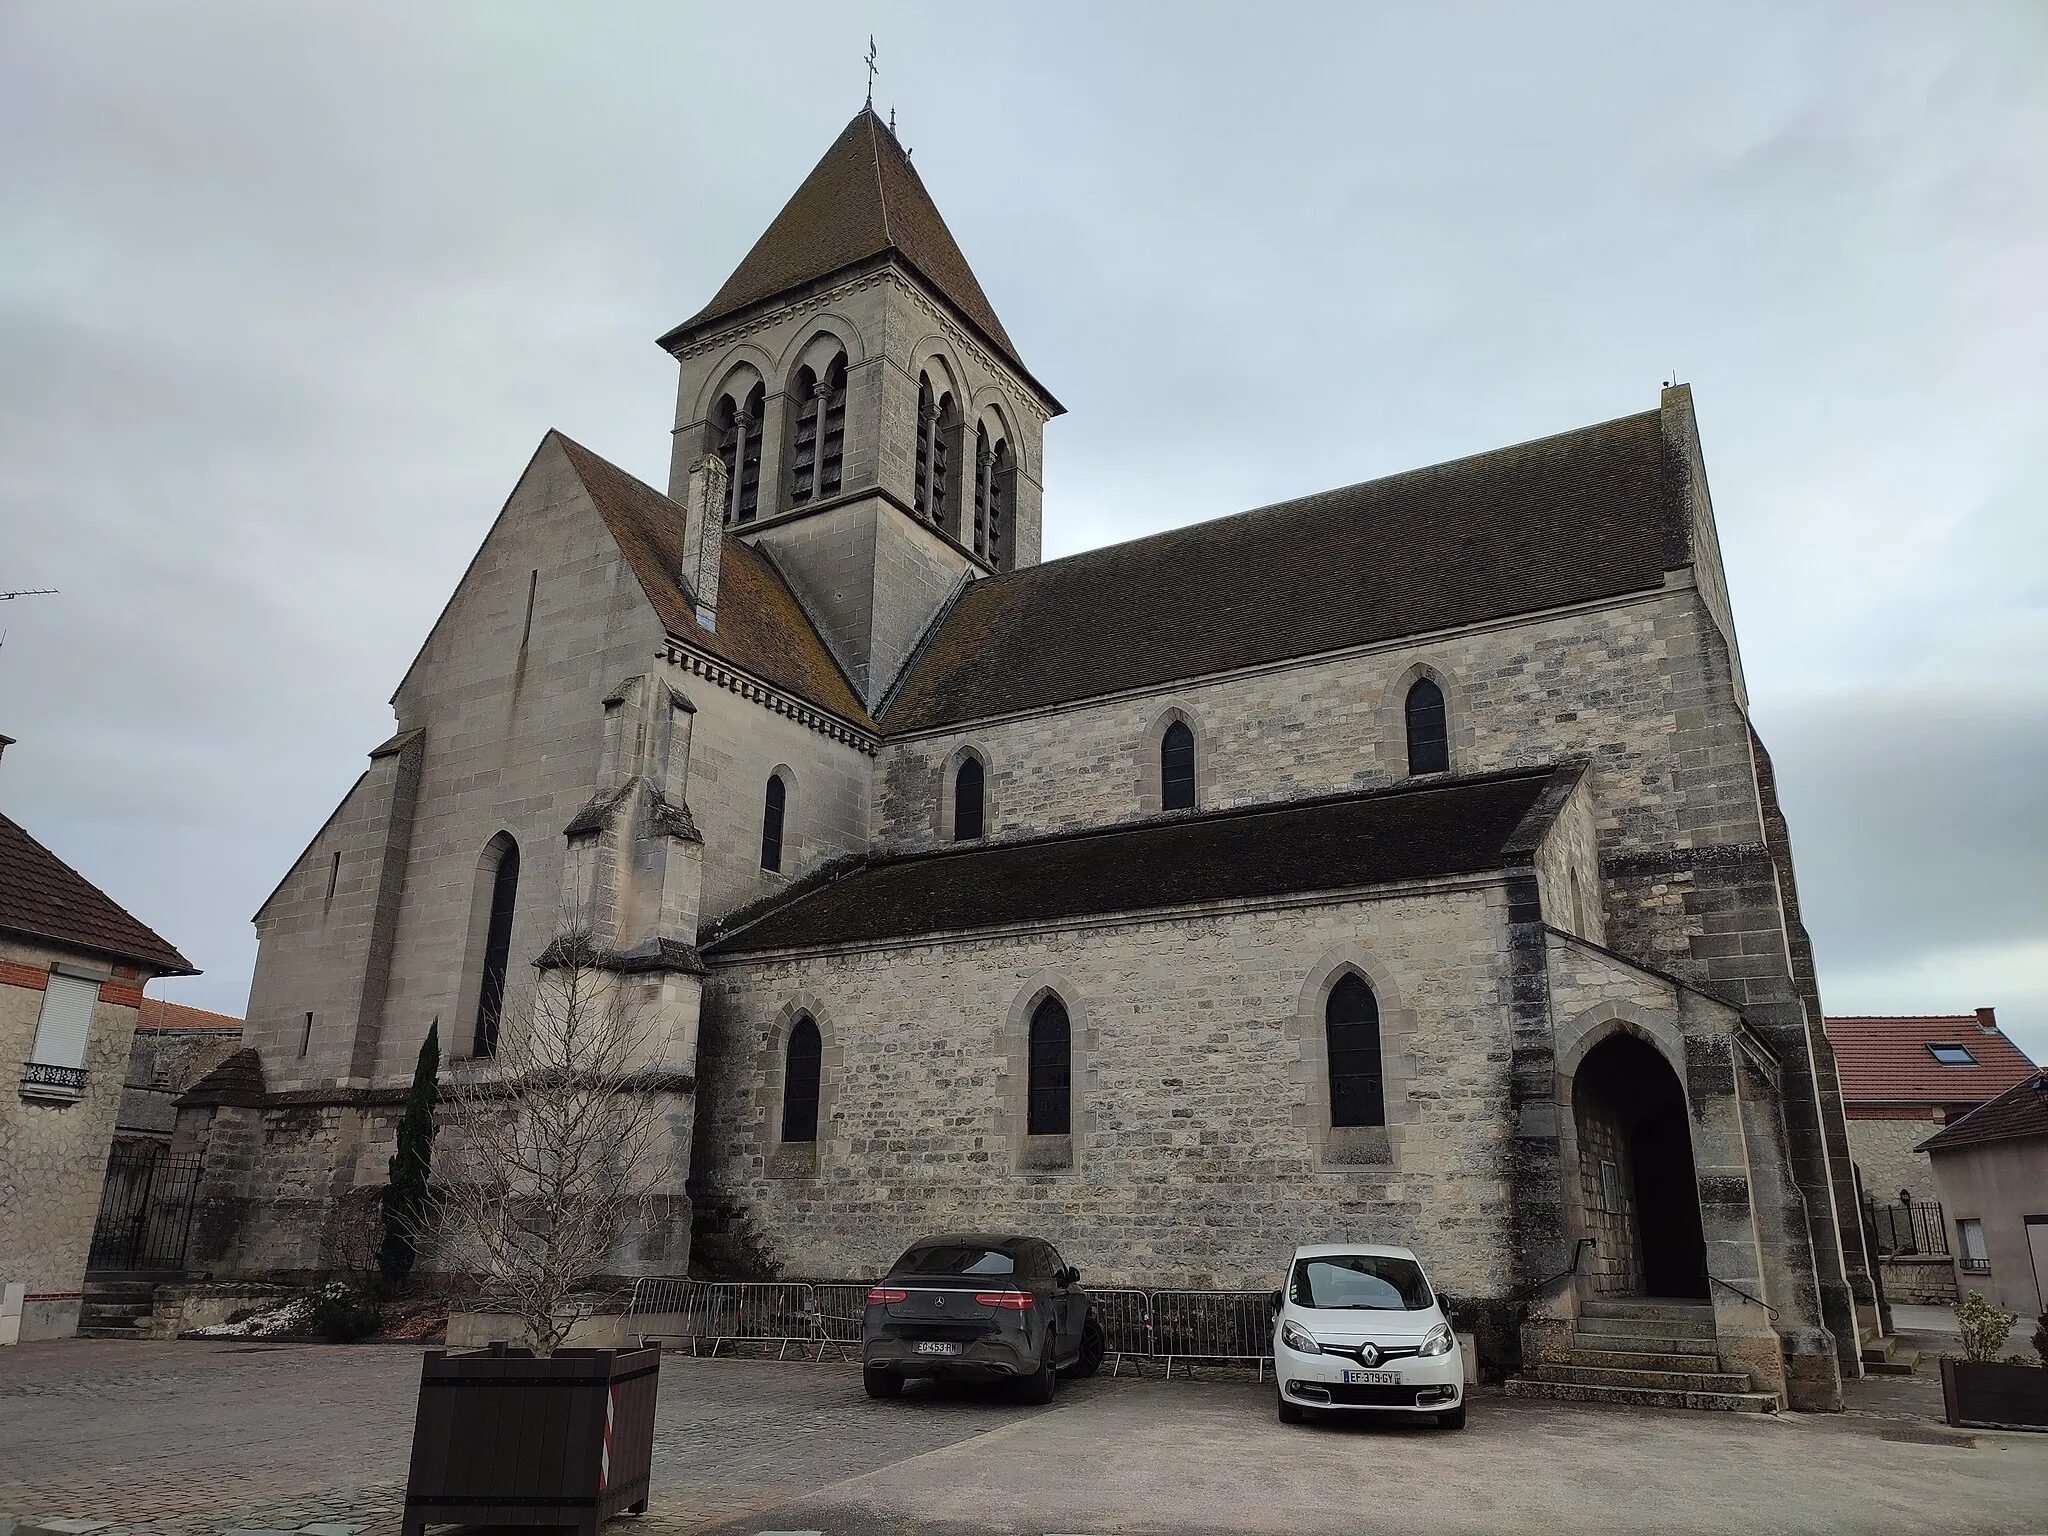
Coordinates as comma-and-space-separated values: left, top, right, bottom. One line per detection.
1957, 1217, 1991, 1272
28, 973, 100, 1070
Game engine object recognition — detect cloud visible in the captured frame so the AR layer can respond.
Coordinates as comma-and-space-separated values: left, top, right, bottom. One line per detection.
0, 1, 2042, 1085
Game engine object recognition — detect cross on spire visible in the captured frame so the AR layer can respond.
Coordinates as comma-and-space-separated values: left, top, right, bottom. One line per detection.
865, 36, 878, 108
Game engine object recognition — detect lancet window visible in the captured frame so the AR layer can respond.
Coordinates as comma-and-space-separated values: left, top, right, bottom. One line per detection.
716, 382, 765, 525
914, 374, 954, 527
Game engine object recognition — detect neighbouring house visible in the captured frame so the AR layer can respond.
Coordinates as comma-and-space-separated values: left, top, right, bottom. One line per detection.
1824, 1010, 2037, 1205
0, 808, 196, 1341
114, 998, 244, 1148
1920, 1072, 2048, 1319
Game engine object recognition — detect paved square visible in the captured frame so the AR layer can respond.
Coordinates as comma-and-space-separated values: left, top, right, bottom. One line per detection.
3, 1339, 2045, 1536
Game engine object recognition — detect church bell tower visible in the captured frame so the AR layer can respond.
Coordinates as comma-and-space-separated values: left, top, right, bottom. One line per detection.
659, 109, 1062, 712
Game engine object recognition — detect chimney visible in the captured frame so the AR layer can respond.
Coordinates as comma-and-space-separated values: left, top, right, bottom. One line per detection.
682, 453, 729, 632
1975, 1005, 1998, 1034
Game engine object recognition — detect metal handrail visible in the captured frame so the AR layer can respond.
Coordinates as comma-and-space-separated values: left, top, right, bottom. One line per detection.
1504, 1238, 1595, 1308
1706, 1272, 1779, 1320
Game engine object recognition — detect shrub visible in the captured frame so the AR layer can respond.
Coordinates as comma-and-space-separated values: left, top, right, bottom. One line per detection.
379, 1022, 440, 1294
1955, 1291, 2017, 1363
311, 1282, 382, 1344
2033, 1313, 2048, 1366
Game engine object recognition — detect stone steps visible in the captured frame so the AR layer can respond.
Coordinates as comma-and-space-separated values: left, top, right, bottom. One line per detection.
76, 1277, 169, 1340
1507, 1298, 1778, 1414
1536, 1362, 1755, 1394
1506, 1377, 1778, 1413
1567, 1346, 1725, 1373
1575, 1313, 1718, 1341
1861, 1336, 1920, 1376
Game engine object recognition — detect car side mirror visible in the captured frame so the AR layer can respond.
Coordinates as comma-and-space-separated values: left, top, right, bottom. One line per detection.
1268, 1289, 1284, 1314
1060, 1266, 1081, 1286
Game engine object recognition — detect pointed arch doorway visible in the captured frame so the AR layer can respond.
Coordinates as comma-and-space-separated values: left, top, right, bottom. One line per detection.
1572, 1032, 1709, 1299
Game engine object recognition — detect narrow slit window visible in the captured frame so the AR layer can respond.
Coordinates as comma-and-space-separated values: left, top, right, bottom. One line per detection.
761, 774, 786, 872
473, 836, 519, 1057
326, 850, 341, 901
954, 757, 985, 841
1027, 995, 1071, 1136
300, 1011, 315, 1058
1325, 973, 1386, 1128
782, 1015, 821, 1143
1405, 678, 1449, 775
1161, 721, 1196, 811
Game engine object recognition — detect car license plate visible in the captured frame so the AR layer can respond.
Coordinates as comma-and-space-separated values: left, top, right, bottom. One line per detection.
1343, 1369, 1401, 1385
913, 1340, 962, 1356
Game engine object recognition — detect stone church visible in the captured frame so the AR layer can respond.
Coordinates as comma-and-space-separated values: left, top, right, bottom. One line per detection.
184, 108, 1876, 1409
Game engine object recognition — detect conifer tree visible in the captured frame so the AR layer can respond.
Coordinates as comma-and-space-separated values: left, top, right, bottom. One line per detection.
378, 1020, 440, 1292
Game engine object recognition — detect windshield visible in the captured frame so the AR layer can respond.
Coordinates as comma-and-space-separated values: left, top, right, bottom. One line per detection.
895, 1242, 1018, 1278
1289, 1254, 1433, 1311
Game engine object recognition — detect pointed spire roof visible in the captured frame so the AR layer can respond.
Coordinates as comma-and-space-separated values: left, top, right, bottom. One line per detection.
663, 109, 1045, 396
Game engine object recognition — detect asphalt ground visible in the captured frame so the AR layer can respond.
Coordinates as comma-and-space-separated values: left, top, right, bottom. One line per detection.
2, 1338, 2044, 1536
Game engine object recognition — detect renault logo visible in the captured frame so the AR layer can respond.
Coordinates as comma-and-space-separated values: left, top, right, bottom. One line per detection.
1357, 1343, 1380, 1367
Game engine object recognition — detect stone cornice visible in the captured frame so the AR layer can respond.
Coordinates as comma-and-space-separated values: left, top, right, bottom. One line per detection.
663, 641, 880, 756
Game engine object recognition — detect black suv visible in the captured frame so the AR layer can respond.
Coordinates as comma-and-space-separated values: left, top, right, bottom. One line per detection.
861, 1232, 1104, 1402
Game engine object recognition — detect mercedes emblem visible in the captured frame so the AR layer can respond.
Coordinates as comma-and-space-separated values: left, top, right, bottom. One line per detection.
935, 1295, 946, 1309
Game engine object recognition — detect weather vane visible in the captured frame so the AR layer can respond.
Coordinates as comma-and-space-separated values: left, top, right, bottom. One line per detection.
865, 36, 878, 108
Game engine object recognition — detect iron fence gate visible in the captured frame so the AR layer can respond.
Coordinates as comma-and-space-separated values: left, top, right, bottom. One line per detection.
88, 1143, 202, 1270
1867, 1198, 1948, 1258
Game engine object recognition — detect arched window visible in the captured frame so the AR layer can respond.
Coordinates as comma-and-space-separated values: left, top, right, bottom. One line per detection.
788, 353, 847, 506
473, 834, 520, 1057
1405, 677, 1449, 775
1161, 720, 1196, 811
717, 382, 765, 524
781, 1014, 821, 1143
973, 421, 1011, 567
987, 439, 1010, 569
953, 756, 984, 841
760, 774, 786, 872
914, 374, 953, 526
1027, 995, 1071, 1136
1325, 973, 1386, 1127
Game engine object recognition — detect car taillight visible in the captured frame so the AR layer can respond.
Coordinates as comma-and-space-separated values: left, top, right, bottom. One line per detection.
867, 1287, 908, 1304
975, 1291, 1033, 1310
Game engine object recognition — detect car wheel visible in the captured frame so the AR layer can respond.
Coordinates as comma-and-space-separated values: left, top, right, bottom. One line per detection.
1276, 1388, 1306, 1424
862, 1366, 903, 1399
1437, 1403, 1467, 1430
1018, 1337, 1058, 1404
1060, 1312, 1105, 1379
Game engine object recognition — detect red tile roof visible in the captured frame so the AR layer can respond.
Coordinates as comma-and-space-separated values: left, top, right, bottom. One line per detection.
0, 812, 195, 974
1824, 1013, 2037, 1107
137, 997, 243, 1032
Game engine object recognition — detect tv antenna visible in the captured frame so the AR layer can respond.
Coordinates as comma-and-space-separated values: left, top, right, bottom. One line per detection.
0, 589, 57, 601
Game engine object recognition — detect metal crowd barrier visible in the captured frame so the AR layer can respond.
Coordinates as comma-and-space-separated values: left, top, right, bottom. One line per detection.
626, 1277, 1277, 1377
1150, 1290, 1273, 1381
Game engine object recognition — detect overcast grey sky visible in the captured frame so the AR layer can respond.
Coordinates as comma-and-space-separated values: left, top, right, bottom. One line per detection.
2, 3, 2043, 1061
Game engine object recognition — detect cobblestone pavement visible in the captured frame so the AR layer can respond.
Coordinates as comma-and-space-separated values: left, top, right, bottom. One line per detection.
4, 1339, 2046, 1536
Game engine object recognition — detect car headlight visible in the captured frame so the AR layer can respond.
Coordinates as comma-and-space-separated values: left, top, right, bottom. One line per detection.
1280, 1320, 1323, 1356
1417, 1322, 1455, 1357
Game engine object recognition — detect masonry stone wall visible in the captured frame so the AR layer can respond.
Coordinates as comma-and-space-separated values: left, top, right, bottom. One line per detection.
0, 938, 149, 1340
693, 882, 1519, 1297
116, 1026, 244, 1140
1845, 1113, 1944, 1208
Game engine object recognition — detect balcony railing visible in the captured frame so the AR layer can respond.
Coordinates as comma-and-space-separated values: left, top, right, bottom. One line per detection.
19, 1061, 89, 1101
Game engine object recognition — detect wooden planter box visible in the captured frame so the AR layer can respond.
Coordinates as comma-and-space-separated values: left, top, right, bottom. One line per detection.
1940, 1357, 2048, 1432
402, 1343, 660, 1536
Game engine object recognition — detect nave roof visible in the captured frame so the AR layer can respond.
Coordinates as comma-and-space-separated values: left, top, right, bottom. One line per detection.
881, 407, 1687, 732
705, 766, 1567, 956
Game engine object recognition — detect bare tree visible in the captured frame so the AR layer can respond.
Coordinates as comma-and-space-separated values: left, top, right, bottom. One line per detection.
435, 926, 676, 1356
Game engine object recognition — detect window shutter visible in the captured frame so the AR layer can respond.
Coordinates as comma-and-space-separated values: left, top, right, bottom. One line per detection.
30, 974, 100, 1068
